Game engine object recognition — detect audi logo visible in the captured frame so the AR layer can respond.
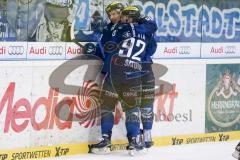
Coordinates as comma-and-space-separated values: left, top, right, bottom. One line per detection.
8, 46, 24, 55
225, 46, 236, 54
179, 46, 191, 54
48, 46, 64, 55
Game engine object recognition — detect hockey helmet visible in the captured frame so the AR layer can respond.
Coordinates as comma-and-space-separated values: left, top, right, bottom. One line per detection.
105, 2, 124, 14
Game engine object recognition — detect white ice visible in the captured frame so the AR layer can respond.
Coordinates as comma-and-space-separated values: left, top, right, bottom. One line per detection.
44, 140, 239, 160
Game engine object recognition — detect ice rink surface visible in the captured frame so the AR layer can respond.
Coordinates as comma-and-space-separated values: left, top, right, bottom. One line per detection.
44, 140, 239, 160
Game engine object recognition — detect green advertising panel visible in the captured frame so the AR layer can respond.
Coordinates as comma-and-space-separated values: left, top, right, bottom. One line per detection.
206, 64, 240, 133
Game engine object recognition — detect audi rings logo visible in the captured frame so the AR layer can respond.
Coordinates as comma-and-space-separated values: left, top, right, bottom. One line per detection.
225, 46, 236, 54
8, 46, 24, 55
48, 46, 63, 55
179, 46, 191, 54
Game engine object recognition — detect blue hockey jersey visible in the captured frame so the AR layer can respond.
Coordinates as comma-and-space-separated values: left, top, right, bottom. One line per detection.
101, 19, 157, 74
95, 22, 118, 60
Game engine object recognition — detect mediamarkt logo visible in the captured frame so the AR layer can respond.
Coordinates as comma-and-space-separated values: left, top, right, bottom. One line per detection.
0, 81, 100, 133
0, 82, 179, 133
207, 69, 240, 128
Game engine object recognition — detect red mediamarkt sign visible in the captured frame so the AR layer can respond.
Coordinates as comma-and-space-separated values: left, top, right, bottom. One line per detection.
0, 82, 178, 133
0, 82, 77, 133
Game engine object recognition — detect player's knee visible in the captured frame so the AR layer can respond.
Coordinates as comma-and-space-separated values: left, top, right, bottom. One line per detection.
141, 106, 154, 129
141, 106, 154, 122
125, 107, 141, 123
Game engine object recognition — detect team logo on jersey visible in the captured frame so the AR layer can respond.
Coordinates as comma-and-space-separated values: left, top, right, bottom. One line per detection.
206, 65, 240, 132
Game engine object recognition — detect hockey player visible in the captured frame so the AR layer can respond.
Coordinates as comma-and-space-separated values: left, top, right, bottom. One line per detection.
90, 5, 157, 155
90, 2, 125, 154
140, 30, 157, 149
232, 142, 240, 159
117, 6, 157, 151
135, 12, 157, 150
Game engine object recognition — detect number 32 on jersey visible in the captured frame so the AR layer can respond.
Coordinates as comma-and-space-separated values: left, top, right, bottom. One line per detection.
118, 37, 146, 61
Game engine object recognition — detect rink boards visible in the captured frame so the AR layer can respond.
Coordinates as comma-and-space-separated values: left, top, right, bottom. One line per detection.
0, 59, 239, 160
0, 131, 240, 160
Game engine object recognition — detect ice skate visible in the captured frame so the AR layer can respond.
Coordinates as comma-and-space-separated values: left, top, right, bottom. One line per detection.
127, 137, 144, 156
140, 129, 153, 153
89, 134, 111, 154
